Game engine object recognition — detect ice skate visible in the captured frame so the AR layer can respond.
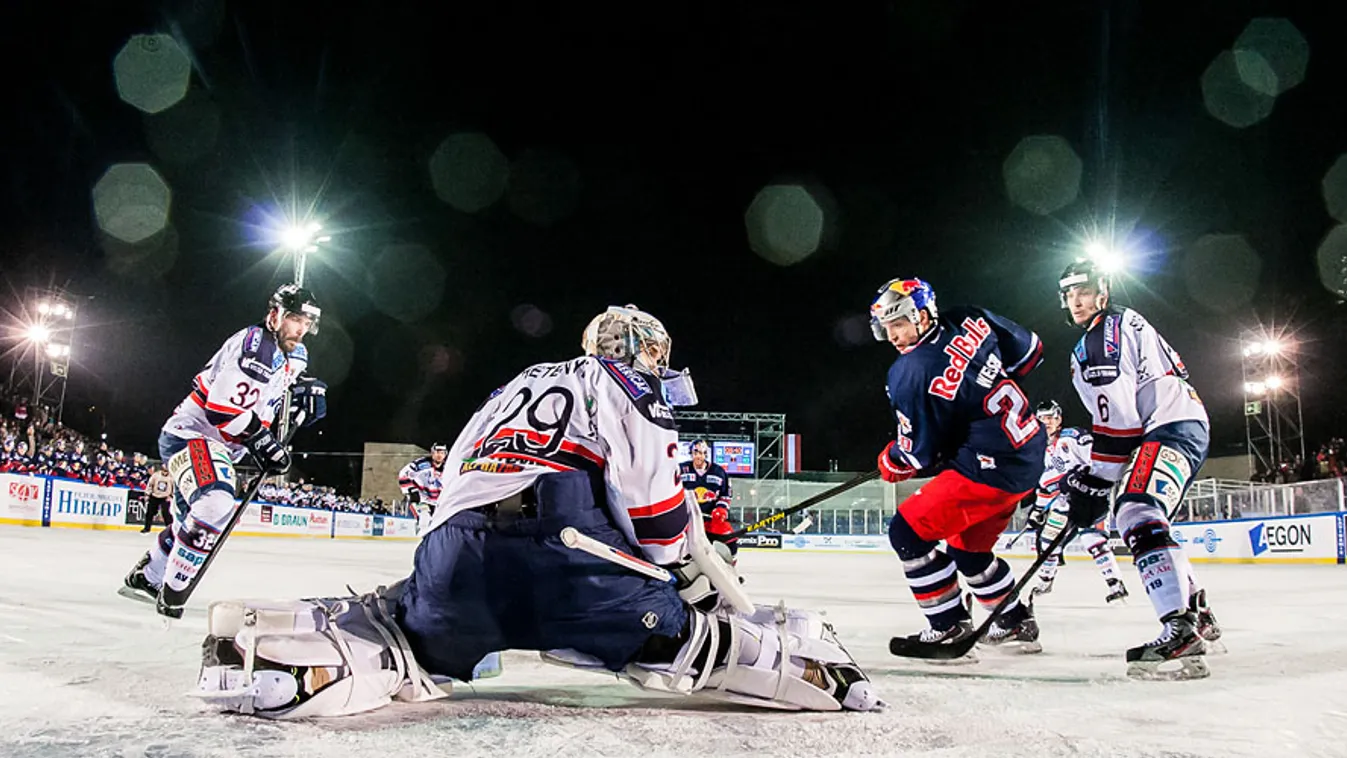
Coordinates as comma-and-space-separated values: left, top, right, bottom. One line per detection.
1188, 588, 1225, 653
1104, 578, 1129, 605
889, 620, 978, 663
116, 551, 159, 605
980, 604, 1042, 654
1125, 610, 1209, 681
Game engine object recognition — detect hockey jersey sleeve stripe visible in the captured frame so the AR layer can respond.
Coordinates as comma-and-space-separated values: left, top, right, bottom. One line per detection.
1091, 429, 1142, 459
627, 489, 685, 519
1005, 333, 1043, 377
1093, 423, 1144, 436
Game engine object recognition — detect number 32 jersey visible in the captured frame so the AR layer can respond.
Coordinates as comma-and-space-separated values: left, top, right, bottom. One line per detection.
427, 355, 690, 566
885, 306, 1047, 494
163, 324, 309, 461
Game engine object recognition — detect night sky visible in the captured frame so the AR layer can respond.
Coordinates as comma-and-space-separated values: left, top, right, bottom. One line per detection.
2, 1, 1345, 492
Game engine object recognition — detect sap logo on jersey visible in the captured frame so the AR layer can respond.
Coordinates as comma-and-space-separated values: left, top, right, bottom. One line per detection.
929, 317, 992, 401
1249, 522, 1311, 556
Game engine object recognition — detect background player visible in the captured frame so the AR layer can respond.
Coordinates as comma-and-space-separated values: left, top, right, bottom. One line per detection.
679, 438, 737, 559
118, 284, 327, 618
399, 442, 448, 533
190, 304, 880, 717
1026, 400, 1128, 604
871, 278, 1047, 654
1057, 259, 1221, 680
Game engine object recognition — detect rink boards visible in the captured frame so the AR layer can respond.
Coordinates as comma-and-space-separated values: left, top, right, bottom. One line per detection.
0, 473, 417, 540
3, 472, 1343, 561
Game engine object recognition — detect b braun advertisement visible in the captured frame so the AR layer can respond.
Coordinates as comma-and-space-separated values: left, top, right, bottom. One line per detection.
0, 473, 47, 526
47, 478, 130, 528
1170, 512, 1345, 564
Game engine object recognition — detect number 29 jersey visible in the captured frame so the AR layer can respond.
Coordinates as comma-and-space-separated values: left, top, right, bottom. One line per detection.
162, 324, 308, 461
885, 305, 1047, 494
427, 355, 690, 566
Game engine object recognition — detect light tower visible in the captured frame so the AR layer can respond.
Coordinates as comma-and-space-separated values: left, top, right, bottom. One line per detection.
7, 288, 78, 424
1240, 330, 1305, 479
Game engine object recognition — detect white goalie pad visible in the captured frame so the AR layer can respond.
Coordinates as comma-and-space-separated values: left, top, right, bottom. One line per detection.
683, 491, 753, 614
547, 603, 884, 712
191, 587, 446, 719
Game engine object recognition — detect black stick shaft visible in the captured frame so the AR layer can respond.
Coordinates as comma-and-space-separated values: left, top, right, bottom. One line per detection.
728, 470, 882, 539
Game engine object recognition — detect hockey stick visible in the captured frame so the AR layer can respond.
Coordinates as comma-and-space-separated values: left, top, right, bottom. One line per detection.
158, 408, 307, 619
560, 527, 675, 583
888, 523, 1078, 661
728, 470, 881, 539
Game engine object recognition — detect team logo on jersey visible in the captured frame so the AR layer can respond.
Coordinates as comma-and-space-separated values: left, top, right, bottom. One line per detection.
928, 317, 992, 401
977, 454, 996, 470
599, 358, 652, 399
1103, 315, 1121, 359
641, 612, 659, 629
1073, 338, 1088, 364
245, 327, 263, 353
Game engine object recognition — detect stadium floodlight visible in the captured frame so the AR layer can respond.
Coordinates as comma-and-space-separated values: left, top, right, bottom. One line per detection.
37, 302, 50, 315
26, 324, 51, 344
1263, 375, 1285, 391
1244, 381, 1266, 395
1086, 239, 1126, 275
276, 220, 327, 287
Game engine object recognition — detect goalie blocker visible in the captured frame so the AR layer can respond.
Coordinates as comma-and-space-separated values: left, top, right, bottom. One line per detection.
192, 471, 882, 716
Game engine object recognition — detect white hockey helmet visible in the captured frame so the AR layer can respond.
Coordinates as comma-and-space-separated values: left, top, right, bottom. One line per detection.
582, 304, 672, 373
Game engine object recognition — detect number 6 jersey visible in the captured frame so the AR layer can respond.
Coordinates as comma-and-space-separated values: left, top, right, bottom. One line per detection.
427, 355, 690, 566
1069, 305, 1208, 483
163, 324, 309, 461
884, 306, 1047, 493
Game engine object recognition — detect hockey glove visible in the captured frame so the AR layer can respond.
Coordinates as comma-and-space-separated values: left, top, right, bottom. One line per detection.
244, 426, 292, 475
1062, 467, 1112, 527
290, 376, 327, 427
406, 490, 421, 505
877, 441, 916, 483
1025, 506, 1047, 531
671, 541, 736, 612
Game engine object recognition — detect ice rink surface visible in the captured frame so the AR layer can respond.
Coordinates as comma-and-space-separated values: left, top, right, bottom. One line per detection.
2, 528, 1345, 758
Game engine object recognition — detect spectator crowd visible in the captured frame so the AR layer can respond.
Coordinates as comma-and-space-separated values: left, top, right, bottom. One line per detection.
1253, 437, 1345, 484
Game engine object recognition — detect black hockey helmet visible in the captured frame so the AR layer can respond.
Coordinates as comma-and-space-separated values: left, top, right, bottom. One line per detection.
1035, 399, 1062, 421
1058, 258, 1110, 326
269, 284, 322, 334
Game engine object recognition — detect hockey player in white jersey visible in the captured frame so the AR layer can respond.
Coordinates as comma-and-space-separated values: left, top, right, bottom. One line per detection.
1026, 400, 1128, 604
398, 443, 447, 533
189, 304, 880, 718
1056, 260, 1221, 679
119, 284, 327, 619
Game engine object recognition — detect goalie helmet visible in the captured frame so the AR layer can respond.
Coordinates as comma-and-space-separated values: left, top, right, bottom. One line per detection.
1058, 259, 1109, 327
869, 277, 937, 341
268, 284, 322, 335
581, 304, 672, 373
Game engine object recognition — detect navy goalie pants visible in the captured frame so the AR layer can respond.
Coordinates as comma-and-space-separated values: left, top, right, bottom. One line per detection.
395, 470, 687, 682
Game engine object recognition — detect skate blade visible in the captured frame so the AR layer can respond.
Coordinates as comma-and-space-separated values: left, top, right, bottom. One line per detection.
924, 650, 979, 666
1105, 595, 1130, 607
978, 639, 1043, 655
117, 586, 156, 605
1203, 639, 1228, 655
1126, 655, 1209, 681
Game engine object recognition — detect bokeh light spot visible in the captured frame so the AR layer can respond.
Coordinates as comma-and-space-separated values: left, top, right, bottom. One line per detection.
1002, 136, 1082, 216
113, 34, 192, 114
1234, 17, 1309, 96
506, 149, 582, 227
368, 244, 446, 323
1320, 154, 1347, 223
1183, 234, 1262, 314
511, 304, 554, 338
428, 132, 509, 213
1201, 50, 1276, 128
93, 163, 172, 243
1315, 225, 1347, 299
745, 184, 825, 266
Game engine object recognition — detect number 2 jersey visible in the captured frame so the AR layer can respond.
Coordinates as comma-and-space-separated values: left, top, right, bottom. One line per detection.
162, 324, 308, 462
1069, 306, 1208, 483
426, 355, 690, 566
885, 305, 1047, 494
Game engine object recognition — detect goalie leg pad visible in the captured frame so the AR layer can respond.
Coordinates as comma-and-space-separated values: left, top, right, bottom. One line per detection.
620, 605, 884, 712
192, 585, 446, 719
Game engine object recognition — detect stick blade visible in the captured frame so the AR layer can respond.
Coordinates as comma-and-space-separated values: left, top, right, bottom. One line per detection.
888, 635, 980, 661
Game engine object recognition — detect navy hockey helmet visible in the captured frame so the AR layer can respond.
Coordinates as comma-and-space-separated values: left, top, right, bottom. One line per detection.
1058, 259, 1110, 327
869, 278, 937, 341
269, 284, 322, 334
